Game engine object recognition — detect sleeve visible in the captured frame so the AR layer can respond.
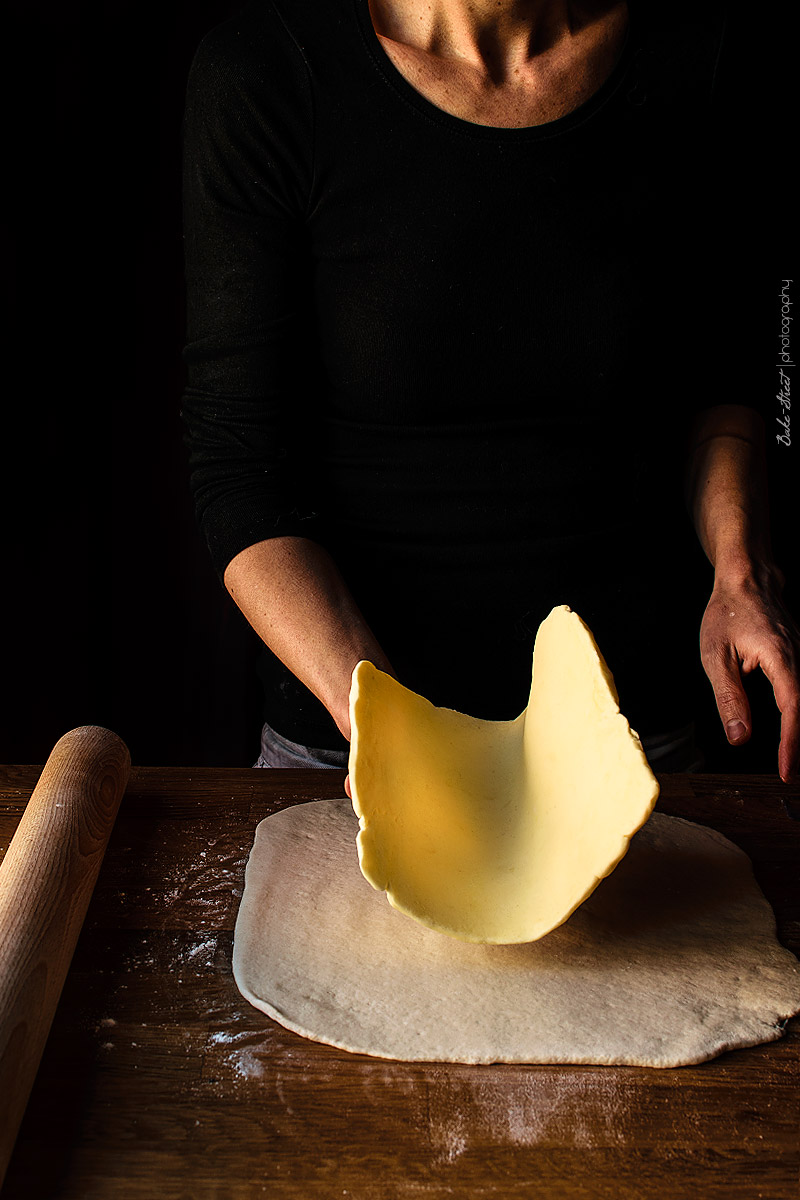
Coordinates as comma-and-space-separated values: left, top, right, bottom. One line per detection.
649, 0, 770, 432
181, 10, 318, 577
703, 1, 794, 575
690, 1, 774, 427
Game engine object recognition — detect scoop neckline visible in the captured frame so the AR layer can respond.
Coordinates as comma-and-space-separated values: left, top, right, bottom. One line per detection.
353, 0, 637, 140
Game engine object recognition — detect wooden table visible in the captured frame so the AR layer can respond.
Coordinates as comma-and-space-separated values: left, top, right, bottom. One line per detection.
0, 768, 798, 1199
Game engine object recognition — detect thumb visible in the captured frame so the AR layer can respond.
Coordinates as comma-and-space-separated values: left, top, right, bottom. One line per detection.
705, 648, 752, 745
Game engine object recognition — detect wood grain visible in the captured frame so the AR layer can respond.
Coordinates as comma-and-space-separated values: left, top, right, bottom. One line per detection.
0, 728, 130, 1185
0, 767, 796, 1199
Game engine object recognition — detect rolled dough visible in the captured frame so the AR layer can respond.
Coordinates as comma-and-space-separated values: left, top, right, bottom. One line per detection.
232, 797, 800, 1067
349, 606, 660, 943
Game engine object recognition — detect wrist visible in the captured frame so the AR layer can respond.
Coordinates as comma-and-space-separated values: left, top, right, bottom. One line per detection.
318, 662, 359, 743
712, 552, 784, 596
320, 649, 395, 744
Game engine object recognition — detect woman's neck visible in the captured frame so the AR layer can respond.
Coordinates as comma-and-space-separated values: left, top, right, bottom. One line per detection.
368, 0, 623, 84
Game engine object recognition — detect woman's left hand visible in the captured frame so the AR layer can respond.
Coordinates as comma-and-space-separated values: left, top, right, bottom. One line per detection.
699, 567, 800, 782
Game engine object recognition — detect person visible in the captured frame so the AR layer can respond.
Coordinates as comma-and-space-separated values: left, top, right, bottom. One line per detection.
181, 0, 799, 781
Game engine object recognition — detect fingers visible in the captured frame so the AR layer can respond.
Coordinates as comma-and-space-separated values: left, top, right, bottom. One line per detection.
700, 584, 800, 781
702, 620, 800, 780
702, 644, 753, 747
759, 659, 800, 783
778, 703, 799, 783
344, 774, 352, 799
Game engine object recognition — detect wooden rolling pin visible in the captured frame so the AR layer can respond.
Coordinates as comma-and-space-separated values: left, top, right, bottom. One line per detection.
0, 726, 130, 1185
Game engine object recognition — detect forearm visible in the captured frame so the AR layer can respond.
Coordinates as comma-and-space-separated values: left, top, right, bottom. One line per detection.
684, 404, 778, 587
223, 537, 393, 741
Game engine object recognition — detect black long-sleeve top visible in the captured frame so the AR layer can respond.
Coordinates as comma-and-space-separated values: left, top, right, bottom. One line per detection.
182, 0, 738, 750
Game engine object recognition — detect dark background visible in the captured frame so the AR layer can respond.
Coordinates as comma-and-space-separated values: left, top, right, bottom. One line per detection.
6, 2, 796, 770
